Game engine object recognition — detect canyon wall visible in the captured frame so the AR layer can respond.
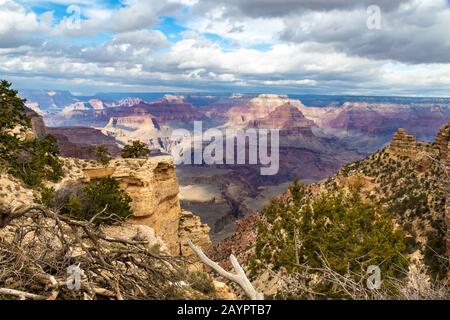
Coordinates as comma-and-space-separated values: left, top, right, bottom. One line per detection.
83, 156, 211, 256
434, 124, 450, 267
389, 124, 450, 268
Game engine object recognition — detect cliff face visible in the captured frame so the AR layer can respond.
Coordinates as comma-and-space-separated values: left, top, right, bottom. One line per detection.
179, 210, 213, 259
250, 103, 315, 133
83, 156, 211, 256
83, 156, 181, 254
47, 127, 121, 158
434, 123, 450, 265
101, 115, 160, 148
24, 109, 47, 139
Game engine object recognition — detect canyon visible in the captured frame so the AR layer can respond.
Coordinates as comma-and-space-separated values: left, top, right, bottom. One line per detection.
21, 91, 450, 243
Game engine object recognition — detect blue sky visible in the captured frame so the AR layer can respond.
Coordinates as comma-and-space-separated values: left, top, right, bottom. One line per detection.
1, 0, 450, 96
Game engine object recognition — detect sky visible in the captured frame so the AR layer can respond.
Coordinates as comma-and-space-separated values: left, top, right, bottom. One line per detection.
1, 0, 450, 96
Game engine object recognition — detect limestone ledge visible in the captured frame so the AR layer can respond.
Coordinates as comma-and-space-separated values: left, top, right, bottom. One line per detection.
82, 156, 212, 258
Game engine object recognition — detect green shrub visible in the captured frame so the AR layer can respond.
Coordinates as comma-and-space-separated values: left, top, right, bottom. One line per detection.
0, 80, 30, 131
121, 140, 150, 158
87, 145, 112, 165
60, 177, 133, 224
250, 180, 407, 298
188, 272, 216, 295
7, 135, 63, 187
0, 80, 63, 187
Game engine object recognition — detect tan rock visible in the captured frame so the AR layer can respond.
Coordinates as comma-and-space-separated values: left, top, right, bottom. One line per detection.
179, 210, 212, 259
83, 156, 182, 255
82, 157, 213, 257
212, 281, 237, 300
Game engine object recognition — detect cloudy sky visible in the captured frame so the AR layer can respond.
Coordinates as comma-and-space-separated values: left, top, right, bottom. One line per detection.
1, 0, 450, 96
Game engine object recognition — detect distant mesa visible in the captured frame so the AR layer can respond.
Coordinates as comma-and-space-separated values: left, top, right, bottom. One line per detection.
102, 115, 162, 150
250, 103, 315, 132
225, 94, 307, 127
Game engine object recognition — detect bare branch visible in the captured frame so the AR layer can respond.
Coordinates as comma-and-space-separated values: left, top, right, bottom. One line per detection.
186, 240, 264, 300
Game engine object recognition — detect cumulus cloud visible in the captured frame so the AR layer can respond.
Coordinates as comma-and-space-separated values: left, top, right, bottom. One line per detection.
281, 0, 450, 64
2, 0, 450, 96
0, 0, 53, 48
54, 0, 180, 36
194, 0, 412, 18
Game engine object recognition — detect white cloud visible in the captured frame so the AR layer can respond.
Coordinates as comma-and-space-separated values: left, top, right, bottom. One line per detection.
2, 0, 450, 96
54, 0, 180, 36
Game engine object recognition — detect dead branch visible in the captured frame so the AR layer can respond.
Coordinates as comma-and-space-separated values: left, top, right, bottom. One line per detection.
186, 240, 264, 300
0, 204, 189, 300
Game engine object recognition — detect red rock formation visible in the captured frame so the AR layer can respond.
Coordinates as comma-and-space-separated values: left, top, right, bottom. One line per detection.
123, 101, 204, 123
323, 103, 450, 137
250, 103, 315, 136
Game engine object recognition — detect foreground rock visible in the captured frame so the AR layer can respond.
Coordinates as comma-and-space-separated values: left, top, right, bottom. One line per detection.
82, 156, 211, 256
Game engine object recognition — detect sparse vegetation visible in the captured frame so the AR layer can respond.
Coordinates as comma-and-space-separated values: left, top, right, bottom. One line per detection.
250, 180, 407, 298
42, 178, 133, 225
0, 80, 63, 187
87, 144, 112, 165
121, 140, 150, 158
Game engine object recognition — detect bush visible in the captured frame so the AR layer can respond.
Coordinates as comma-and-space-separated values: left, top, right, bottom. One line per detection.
121, 140, 150, 158
7, 135, 64, 187
0, 80, 63, 187
250, 180, 407, 298
87, 145, 112, 165
188, 272, 216, 295
56, 177, 133, 224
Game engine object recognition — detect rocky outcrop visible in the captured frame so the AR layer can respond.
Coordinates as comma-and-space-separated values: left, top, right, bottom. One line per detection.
434, 123, 450, 267
179, 210, 213, 259
388, 128, 418, 156
250, 103, 315, 135
225, 94, 307, 127
387, 128, 436, 159
25, 109, 47, 139
82, 156, 212, 256
435, 123, 450, 162
102, 115, 161, 148
83, 156, 181, 254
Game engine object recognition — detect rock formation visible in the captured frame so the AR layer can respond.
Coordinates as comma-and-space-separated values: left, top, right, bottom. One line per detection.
387, 128, 437, 159
101, 115, 161, 148
47, 127, 121, 158
434, 123, 450, 268
82, 156, 181, 254
82, 156, 211, 256
24, 109, 47, 139
388, 128, 418, 156
225, 94, 306, 127
250, 103, 315, 135
179, 210, 213, 259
